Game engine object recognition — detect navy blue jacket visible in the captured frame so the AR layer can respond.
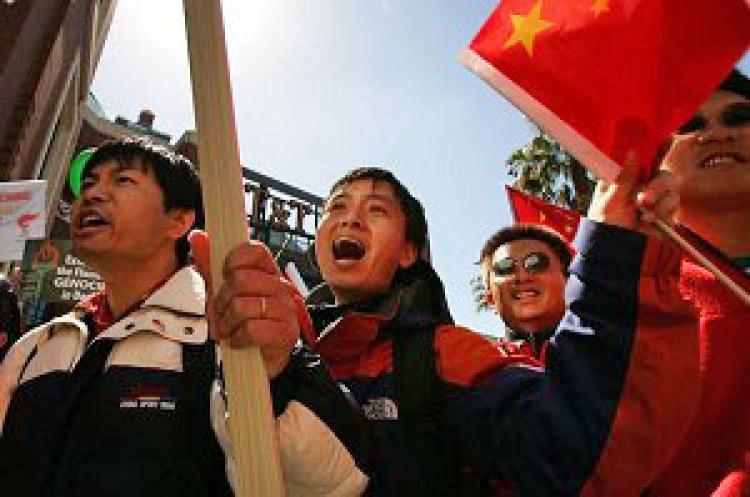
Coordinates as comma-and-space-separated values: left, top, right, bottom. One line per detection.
302, 220, 699, 496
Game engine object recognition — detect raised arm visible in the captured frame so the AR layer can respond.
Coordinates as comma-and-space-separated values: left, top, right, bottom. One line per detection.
444, 166, 698, 496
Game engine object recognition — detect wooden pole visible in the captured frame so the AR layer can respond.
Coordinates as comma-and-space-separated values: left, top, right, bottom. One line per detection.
654, 219, 750, 308
182, 1, 285, 495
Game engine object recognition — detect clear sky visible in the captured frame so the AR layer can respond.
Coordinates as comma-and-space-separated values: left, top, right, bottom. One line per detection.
91, 1, 750, 337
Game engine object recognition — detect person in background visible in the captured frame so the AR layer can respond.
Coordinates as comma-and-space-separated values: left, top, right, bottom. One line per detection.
479, 224, 571, 359
647, 68, 750, 497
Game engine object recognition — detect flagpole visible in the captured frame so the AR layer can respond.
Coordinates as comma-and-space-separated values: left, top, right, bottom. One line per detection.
182, 1, 284, 496
654, 219, 750, 308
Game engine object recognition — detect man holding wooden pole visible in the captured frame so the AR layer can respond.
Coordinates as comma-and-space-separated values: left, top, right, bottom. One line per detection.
647, 68, 750, 497
0, 138, 368, 497
208, 162, 699, 496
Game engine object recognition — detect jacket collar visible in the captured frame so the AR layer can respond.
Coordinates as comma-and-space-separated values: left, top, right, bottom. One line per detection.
142, 266, 206, 315
305, 260, 453, 363
43, 267, 208, 345
507, 326, 556, 359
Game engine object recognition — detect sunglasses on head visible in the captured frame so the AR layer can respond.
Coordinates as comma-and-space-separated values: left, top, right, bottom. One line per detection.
676, 101, 750, 135
492, 252, 551, 278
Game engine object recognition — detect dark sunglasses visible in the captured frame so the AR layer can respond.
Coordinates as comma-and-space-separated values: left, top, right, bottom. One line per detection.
676, 102, 750, 135
492, 252, 551, 278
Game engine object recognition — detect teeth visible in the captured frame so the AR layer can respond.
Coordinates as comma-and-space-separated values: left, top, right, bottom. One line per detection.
333, 237, 365, 260
513, 290, 540, 300
80, 213, 105, 227
703, 155, 739, 168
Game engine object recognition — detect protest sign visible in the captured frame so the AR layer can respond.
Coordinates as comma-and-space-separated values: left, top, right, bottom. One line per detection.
0, 180, 47, 261
20, 239, 103, 327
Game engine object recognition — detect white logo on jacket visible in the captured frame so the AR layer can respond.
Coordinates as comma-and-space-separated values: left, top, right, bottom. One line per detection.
362, 397, 398, 421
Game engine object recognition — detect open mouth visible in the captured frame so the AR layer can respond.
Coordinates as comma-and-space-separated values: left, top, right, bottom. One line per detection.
332, 238, 365, 261
512, 289, 540, 301
700, 153, 746, 169
77, 212, 109, 229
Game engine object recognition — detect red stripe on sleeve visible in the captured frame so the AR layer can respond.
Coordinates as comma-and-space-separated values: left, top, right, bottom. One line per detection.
581, 236, 700, 496
434, 325, 540, 388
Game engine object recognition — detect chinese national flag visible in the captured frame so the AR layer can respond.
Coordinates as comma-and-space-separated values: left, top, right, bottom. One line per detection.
505, 186, 581, 244
462, 0, 750, 182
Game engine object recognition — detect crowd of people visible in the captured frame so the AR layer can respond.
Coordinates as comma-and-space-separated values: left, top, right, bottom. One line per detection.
0, 69, 747, 496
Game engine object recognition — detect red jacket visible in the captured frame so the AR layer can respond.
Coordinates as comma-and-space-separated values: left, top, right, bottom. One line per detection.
648, 260, 750, 497
302, 221, 699, 496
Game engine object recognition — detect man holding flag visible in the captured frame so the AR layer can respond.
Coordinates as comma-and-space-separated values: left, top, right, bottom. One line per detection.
647, 69, 750, 497
461, 0, 749, 493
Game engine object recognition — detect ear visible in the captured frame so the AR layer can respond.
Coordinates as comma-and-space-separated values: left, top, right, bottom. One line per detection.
485, 289, 495, 305
484, 283, 499, 310
398, 241, 419, 269
480, 265, 502, 314
166, 208, 196, 241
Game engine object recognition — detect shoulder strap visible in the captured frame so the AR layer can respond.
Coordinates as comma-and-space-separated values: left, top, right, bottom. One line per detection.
181, 341, 232, 496
393, 325, 456, 496
45, 337, 118, 495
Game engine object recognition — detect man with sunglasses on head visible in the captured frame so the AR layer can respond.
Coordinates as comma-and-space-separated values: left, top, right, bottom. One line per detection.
645, 69, 750, 497
480, 224, 571, 359
203, 163, 700, 496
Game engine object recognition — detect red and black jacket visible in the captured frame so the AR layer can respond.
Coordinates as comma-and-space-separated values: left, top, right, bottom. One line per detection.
647, 259, 750, 497
302, 220, 699, 497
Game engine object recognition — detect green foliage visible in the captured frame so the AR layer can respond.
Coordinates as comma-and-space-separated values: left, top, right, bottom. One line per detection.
471, 273, 490, 313
471, 128, 596, 313
506, 131, 595, 214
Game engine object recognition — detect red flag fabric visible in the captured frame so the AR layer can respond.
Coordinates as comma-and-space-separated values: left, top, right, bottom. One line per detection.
711, 471, 749, 497
462, 0, 750, 182
505, 185, 581, 244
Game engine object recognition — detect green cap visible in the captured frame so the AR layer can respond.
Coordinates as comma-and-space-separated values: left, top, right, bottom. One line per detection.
69, 148, 95, 198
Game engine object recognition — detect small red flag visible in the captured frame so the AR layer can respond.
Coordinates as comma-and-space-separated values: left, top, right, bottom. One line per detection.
462, 0, 750, 182
505, 186, 581, 244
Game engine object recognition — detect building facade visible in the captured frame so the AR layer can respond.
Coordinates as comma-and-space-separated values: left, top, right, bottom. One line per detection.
2, 1, 323, 326
0, 0, 116, 229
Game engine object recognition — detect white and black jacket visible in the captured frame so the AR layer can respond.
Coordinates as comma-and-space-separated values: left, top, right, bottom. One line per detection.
0, 267, 368, 497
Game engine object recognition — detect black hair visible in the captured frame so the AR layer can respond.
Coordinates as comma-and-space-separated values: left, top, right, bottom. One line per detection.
480, 223, 572, 282
82, 137, 204, 266
718, 68, 750, 100
327, 166, 428, 253
0, 277, 21, 361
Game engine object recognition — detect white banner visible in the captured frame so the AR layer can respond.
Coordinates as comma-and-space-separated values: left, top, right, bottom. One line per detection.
0, 180, 47, 261
0, 236, 25, 262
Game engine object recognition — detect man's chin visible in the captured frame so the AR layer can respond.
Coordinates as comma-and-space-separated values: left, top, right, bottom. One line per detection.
71, 240, 91, 256
330, 281, 389, 305
508, 308, 557, 330
70, 241, 105, 265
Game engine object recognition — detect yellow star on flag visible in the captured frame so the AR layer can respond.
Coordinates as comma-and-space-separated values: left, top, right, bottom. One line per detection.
503, 0, 555, 57
591, 0, 610, 16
